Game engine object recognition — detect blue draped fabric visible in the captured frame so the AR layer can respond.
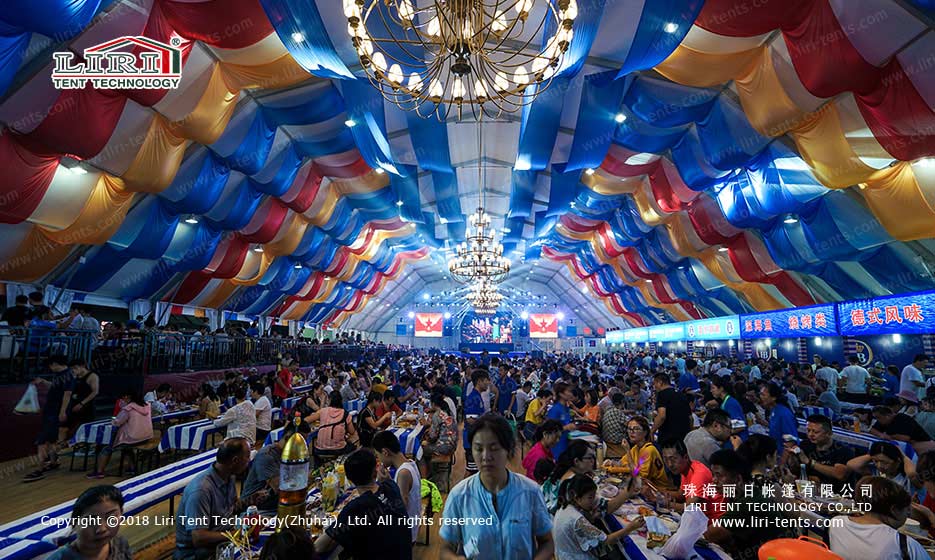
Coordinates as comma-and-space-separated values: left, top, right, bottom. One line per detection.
259, 0, 354, 79
0, 0, 104, 97
406, 112, 453, 173
565, 72, 632, 171
341, 79, 398, 174
162, 152, 232, 215
508, 170, 538, 219
515, 76, 570, 172
211, 111, 277, 175
390, 164, 424, 223
624, 76, 719, 128
614, 0, 704, 78
547, 165, 582, 217
432, 171, 462, 223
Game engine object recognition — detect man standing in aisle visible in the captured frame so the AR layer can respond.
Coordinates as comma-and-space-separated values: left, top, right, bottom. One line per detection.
815, 360, 840, 393
463, 370, 490, 476
902, 355, 930, 401
22, 355, 73, 482
840, 356, 869, 404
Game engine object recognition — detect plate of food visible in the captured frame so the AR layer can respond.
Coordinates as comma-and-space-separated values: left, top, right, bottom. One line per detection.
598, 484, 620, 499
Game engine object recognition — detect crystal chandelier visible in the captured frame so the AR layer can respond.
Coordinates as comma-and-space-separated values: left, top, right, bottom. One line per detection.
343, 0, 578, 120
466, 281, 503, 305
447, 117, 511, 283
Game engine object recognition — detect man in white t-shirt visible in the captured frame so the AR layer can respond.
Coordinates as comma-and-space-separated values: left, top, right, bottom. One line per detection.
815, 361, 841, 393
901, 354, 930, 400
510, 381, 534, 419
840, 356, 869, 403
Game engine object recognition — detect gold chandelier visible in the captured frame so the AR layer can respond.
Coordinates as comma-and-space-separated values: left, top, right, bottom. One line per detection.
343, 0, 578, 120
465, 280, 503, 305
449, 207, 511, 283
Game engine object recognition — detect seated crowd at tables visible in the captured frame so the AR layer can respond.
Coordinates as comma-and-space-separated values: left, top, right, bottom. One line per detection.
33, 350, 935, 560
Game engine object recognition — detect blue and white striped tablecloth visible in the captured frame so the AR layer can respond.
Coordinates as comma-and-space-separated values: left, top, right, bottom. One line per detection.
393, 425, 424, 460
0, 538, 56, 560
282, 395, 303, 411
796, 418, 916, 460
0, 450, 215, 543
158, 419, 223, 452
344, 398, 366, 413
603, 512, 730, 560
292, 384, 314, 394
72, 408, 201, 446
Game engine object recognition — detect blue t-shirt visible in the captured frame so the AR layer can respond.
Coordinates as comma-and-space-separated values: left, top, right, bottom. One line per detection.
463, 389, 485, 448
676, 357, 687, 374
678, 372, 700, 392
440, 471, 552, 560
884, 374, 900, 399
547, 402, 573, 457
722, 395, 749, 440
768, 404, 798, 454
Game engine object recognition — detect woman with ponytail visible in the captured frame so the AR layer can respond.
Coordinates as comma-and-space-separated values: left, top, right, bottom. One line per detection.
553, 474, 645, 559
522, 419, 562, 480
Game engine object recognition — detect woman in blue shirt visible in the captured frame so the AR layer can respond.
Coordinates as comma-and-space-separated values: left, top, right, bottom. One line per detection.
546, 381, 577, 458
760, 383, 798, 454
441, 414, 553, 560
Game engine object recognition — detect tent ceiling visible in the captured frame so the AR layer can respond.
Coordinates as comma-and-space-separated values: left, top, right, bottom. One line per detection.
0, 0, 933, 330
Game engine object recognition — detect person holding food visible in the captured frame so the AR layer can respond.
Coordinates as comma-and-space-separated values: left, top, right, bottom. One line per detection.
552, 474, 645, 559
604, 416, 671, 493
543, 440, 639, 514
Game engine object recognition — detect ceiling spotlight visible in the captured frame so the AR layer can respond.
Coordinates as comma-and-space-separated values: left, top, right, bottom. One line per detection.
184, 216, 199, 224
585, 168, 595, 175
440, 217, 448, 224
718, 247, 729, 252
645, 279, 652, 283
556, 311, 565, 320
569, 201, 576, 208
664, 22, 679, 33
291, 32, 305, 43
614, 113, 626, 123
444, 312, 452, 319
783, 215, 799, 224
396, 200, 404, 207
422, 293, 430, 300
375, 168, 386, 174
253, 246, 264, 253
520, 311, 529, 319
294, 263, 302, 269
344, 119, 357, 128
407, 311, 415, 319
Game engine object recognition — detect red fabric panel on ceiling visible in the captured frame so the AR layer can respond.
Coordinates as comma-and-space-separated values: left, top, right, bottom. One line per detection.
0, 135, 60, 224
159, 0, 274, 49
648, 164, 689, 214
124, 0, 195, 107
171, 273, 211, 304
212, 235, 250, 278
18, 87, 127, 160
601, 151, 660, 177
694, 0, 807, 37
240, 199, 288, 243
686, 196, 735, 245
284, 165, 324, 213
857, 60, 935, 161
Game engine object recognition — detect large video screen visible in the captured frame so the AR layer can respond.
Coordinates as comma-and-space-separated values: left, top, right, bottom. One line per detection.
414, 312, 444, 338
529, 313, 559, 338
460, 312, 513, 343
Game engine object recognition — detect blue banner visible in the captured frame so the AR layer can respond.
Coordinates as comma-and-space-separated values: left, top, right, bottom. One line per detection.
838, 292, 934, 336
685, 316, 740, 341
741, 304, 838, 339
648, 324, 685, 342
624, 328, 649, 343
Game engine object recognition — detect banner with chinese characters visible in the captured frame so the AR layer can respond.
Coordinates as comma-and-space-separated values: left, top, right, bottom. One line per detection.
741, 304, 837, 339
648, 324, 685, 342
685, 316, 740, 341
837, 292, 932, 336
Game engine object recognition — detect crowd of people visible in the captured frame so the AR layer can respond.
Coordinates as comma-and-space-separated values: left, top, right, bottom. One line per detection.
26, 348, 935, 559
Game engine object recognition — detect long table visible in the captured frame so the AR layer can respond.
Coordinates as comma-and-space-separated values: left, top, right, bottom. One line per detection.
603, 502, 731, 560
263, 421, 423, 459
159, 418, 224, 452
0, 450, 216, 544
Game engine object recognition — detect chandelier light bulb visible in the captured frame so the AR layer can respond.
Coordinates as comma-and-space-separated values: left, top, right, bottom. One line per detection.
451, 77, 466, 100
398, 0, 414, 23
516, 0, 534, 15
408, 72, 423, 91
474, 79, 489, 99
564, 0, 578, 20
426, 16, 441, 37
492, 10, 507, 33
429, 78, 444, 99
514, 66, 530, 86
387, 64, 404, 86
359, 39, 374, 56
494, 71, 509, 92
343, 0, 361, 19
532, 55, 549, 75
371, 51, 387, 73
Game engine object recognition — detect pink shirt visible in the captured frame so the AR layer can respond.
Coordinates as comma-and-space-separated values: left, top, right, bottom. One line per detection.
522, 442, 553, 481
113, 402, 153, 446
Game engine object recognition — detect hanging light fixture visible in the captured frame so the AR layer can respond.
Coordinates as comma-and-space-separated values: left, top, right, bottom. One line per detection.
448, 117, 511, 283
344, 0, 578, 120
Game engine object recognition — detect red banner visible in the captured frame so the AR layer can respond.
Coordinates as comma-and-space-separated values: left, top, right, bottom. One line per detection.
415, 312, 443, 338
529, 313, 558, 339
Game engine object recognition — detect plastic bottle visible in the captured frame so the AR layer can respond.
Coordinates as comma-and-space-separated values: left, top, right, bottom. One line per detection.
799, 463, 808, 481
391, 411, 397, 426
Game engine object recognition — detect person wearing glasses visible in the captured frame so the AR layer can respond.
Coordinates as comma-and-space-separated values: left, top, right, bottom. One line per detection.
605, 416, 672, 493
542, 440, 639, 514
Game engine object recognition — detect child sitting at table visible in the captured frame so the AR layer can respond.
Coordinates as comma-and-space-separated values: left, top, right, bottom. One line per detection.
552, 474, 645, 560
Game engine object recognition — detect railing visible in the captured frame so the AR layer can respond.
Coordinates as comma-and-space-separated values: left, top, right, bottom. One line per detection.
0, 327, 401, 382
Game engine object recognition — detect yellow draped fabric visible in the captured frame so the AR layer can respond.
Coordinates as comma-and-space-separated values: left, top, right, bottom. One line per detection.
653, 32, 935, 241
200, 281, 239, 310
167, 64, 240, 146
861, 163, 935, 241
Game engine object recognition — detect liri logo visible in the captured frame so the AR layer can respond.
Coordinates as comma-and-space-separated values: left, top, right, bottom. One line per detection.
52, 36, 182, 90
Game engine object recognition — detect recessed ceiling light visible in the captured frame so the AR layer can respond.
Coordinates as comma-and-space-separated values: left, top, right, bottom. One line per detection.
68, 166, 87, 175
614, 113, 626, 123
344, 119, 356, 127
664, 23, 679, 33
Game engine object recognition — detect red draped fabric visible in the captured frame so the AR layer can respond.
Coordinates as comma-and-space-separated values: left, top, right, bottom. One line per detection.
0, 135, 60, 223
284, 165, 324, 213
172, 272, 213, 304
857, 61, 935, 161
17, 87, 127, 159
158, 0, 274, 49
240, 199, 289, 243
212, 236, 250, 278
694, 0, 803, 37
